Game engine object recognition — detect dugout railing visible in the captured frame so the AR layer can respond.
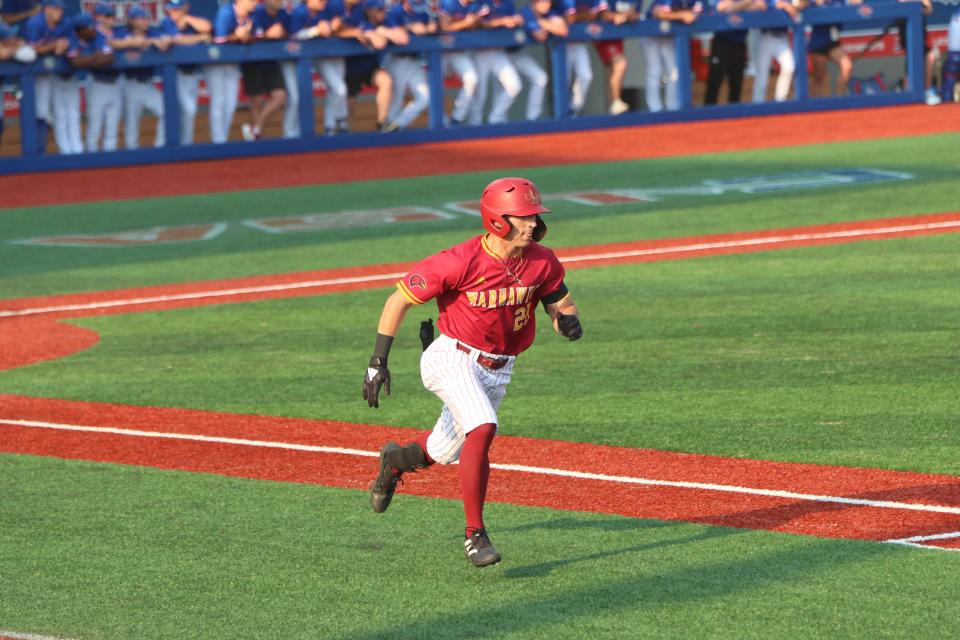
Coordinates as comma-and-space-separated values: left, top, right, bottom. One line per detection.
0, 2, 925, 174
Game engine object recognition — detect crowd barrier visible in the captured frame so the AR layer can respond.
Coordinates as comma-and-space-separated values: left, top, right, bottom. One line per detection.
0, 2, 925, 175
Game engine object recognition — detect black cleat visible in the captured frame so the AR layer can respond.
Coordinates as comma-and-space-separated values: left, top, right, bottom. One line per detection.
464, 529, 501, 568
370, 442, 402, 513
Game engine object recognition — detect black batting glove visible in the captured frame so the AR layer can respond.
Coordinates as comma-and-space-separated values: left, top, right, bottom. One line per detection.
362, 356, 391, 408
556, 313, 583, 341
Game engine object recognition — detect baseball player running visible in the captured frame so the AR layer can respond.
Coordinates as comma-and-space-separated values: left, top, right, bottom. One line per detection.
363, 177, 583, 568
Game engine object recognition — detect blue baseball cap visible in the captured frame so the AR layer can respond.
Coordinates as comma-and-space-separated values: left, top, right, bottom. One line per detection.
166, 0, 188, 7
42, 0, 65, 8
73, 13, 95, 28
93, 2, 114, 16
128, 5, 148, 19
363, 0, 385, 10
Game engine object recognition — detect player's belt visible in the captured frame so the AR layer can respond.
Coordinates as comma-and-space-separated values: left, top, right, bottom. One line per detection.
455, 342, 509, 370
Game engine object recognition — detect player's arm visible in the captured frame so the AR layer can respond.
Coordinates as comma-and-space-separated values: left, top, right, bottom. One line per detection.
363, 289, 415, 408
541, 285, 582, 341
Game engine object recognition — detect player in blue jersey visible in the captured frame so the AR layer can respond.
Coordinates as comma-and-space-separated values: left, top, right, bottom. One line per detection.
338, 0, 400, 131
514, 0, 566, 120
752, 0, 803, 102
561, 0, 607, 116
641, 0, 701, 112
112, 5, 170, 149
67, 11, 115, 152
2, 0, 40, 34
468, 0, 522, 125
291, 0, 351, 135
438, 0, 481, 125
383, 0, 435, 130
159, 0, 211, 145
808, 0, 858, 96
24, 0, 76, 153
704, 0, 765, 105
242, 0, 289, 141
210, 0, 257, 143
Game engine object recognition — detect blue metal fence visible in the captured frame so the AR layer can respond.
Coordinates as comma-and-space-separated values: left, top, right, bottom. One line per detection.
0, 2, 925, 175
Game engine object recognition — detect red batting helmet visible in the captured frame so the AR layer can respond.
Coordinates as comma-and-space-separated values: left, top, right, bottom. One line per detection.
480, 177, 550, 240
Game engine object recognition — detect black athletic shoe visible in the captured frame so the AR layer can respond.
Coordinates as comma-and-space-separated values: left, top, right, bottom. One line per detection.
370, 442, 402, 513
464, 529, 501, 568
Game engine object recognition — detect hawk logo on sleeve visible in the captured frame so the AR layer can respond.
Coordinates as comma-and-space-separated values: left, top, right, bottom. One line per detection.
408, 274, 428, 290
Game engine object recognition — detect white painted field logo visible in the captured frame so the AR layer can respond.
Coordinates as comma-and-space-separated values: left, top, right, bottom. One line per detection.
244, 207, 453, 234
12, 224, 227, 248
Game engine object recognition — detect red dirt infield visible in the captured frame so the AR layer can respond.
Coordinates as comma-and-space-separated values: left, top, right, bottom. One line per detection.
2, 394, 959, 547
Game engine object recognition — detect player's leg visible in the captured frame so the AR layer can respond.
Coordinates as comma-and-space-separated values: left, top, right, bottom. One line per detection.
467, 50, 492, 125
143, 83, 165, 148
280, 61, 300, 138
85, 81, 106, 152
704, 35, 726, 105
773, 35, 795, 102
394, 60, 429, 129
318, 57, 348, 134
829, 45, 853, 96
810, 52, 828, 97
570, 43, 593, 115
101, 84, 120, 152
487, 52, 521, 124
49, 77, 73, 154
223, 64, 241, 139
124, 83, 142, 150
752, 32, 774, 102
661, 38, 680, 111
177, 69, 200, 145
372, 68, 392, 129
640, 37, 663, 112
34, 75, 53, 153
727, 39, 747, 103
445, 52, 478, 124
942, 51, 960, 102
206, 64, 227, 143
511, 51, 547, 120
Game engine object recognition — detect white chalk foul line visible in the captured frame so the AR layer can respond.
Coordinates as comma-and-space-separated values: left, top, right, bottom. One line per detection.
0, 630, 79, 640
4, 418, 960, 518
3, 220, 959, 319
883, 531, 960, 551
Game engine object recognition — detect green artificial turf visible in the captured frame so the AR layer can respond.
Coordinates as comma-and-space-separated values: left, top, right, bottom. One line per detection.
1, 455, 958, 640
0, 133, 957, 299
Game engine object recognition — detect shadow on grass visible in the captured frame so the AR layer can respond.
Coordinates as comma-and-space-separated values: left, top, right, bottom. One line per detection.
343, 516, 889, 640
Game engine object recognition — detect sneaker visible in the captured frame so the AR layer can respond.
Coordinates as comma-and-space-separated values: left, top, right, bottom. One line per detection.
370, 442, 402, 513
609, 98, 629, 115
241, 123, 254, 141
380, 121, 400, 133
925, 89, 942, 106
336, 119, 350, 134
464, 529, 501, 568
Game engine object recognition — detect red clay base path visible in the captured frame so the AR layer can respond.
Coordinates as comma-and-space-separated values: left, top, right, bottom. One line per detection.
2, 394, 959, 550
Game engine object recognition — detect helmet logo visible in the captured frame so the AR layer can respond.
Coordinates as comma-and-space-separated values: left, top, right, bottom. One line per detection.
523, 189, 541, 205
492, 220, 504, 230
408, 274, 427, 290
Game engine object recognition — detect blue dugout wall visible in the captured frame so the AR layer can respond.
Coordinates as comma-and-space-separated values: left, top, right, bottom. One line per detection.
0, 2, 929, 175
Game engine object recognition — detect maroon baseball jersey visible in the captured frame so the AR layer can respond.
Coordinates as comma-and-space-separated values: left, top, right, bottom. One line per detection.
397, 235, 566, 356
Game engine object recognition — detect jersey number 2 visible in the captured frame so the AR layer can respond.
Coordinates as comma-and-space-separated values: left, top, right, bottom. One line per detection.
513, 304, 532, 332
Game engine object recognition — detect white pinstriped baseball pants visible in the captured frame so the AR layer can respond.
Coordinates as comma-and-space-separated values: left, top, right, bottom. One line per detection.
420, 334, 515, 465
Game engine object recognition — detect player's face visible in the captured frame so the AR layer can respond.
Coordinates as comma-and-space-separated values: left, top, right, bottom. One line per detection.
265, 0, 283, 12
44, 5, 63, 23
533, 0, 551, 14
131, 16, 149, 31
503, 215, 538, 248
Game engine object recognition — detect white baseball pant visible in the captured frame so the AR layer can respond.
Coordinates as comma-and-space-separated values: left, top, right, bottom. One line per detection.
469, 49, 521, 125
206, 63, 241, 144
566, 42, 592, 114
442, 51, 478, 123
43, 75, 82, 154
177, 68, 202, 145
317, 57, 348, 131
85, 77, 122, 152
385, 54, 429, 129
420, 334, 515, 465
753, 31, 795, 102
640, 36, 679, 112
509, 49, 548, 120
124, 78, 165, 149
281, 61, 300, 138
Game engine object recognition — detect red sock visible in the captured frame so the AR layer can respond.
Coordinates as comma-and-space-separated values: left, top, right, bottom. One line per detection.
459, 423, 496, 538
